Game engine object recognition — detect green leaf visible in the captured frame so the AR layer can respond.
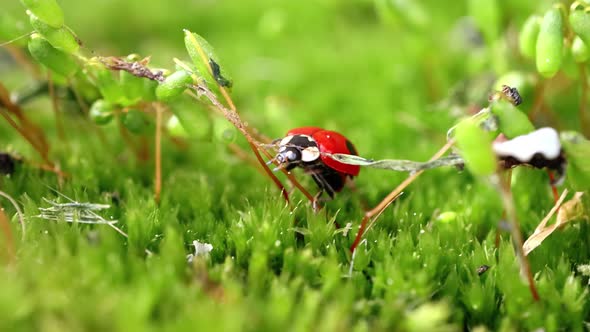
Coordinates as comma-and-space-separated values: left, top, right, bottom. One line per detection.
490, 100, 535, 138
27, 33, 78, 77
454, 118, 497, 176
20, 0, 64, 28
560, 131, 590, 191
183, 30, 232, 89
28, 10, 78, 54
87, 64, 125, 104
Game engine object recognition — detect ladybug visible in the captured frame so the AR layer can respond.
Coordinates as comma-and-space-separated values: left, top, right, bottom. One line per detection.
271, 127, 360, 199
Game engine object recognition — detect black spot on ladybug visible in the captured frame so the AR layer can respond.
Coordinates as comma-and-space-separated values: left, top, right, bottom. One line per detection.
209, 58, 232, 88
345, 139, 358, 156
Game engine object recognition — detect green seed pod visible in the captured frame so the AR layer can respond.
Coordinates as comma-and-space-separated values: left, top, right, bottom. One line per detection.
454, 118, 497, 176
570, 9, 590, 47
122, 109, 152, 134
28, 11, 79, 54
560, 131, 590, 191
467, 0, 501, 45
572, 36, 590, 63
519, 15, 541, 59
536, 8, 564, 78
28, 33, 78, 77
490, 100, 535, 138
156, 70, 193, 102
166, 115, 190, 139
89, 99, 114, 125
20, 0, 64, 28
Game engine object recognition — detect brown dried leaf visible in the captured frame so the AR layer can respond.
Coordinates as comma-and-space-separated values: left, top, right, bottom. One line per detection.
524, 191, 585, 256
556, 192, 586, 226
523, 223, 560, 256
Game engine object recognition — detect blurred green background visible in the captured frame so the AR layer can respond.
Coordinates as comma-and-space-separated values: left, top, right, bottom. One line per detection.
3, 1, 589, 331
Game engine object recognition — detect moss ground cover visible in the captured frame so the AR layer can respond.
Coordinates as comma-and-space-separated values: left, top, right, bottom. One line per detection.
1, 1, 589, 330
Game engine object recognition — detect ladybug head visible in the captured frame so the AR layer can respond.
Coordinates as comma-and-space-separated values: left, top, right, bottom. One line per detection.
272, 134, 321, 170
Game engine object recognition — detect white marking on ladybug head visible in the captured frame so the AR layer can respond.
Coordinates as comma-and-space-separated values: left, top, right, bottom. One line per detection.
301, 146, 321, 162
492, 127, 561, 162
274, 133, 320, 165
279, 135, 295, 147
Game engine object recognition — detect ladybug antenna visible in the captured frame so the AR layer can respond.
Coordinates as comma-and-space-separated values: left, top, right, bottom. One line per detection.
272, 164, 287, 172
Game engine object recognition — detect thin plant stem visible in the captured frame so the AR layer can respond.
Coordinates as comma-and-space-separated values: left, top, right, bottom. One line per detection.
48, 72, 66, 141
350, 139, 455, 252
154, 104, 163, 204
182, 35, 292, 205
578, 64, 590, 137
0, 208, 15, 263
493, 173, 540, 302
0, 190, 25, 240
0, 83, 52, 166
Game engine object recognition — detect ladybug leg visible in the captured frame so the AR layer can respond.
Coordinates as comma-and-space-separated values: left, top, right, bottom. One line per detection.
312, 190, 324, 212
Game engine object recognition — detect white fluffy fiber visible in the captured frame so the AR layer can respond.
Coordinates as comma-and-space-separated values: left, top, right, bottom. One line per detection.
492, 127, 561, 161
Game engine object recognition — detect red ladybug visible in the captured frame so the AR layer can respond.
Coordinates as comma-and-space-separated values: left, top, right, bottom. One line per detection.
272, 127, 360, 198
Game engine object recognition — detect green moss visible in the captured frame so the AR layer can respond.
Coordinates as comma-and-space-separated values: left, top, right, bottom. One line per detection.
1, 0, 589, 331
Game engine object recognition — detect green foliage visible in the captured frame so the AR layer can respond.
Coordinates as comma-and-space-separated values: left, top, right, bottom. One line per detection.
27, 33, 78, 77
519, 15, 541, 59
1, 0, 590, 331
89, 99, 114, 125
454, 118, 497, 176
20, 0, 64, 28
560, 131, 590, 191
28, 10, 79, 54
570, 8, 590, 47
122, 109, 153, 134
467, 0, 501, 45
156, 70, 193, 102
490, 100, 535, 138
